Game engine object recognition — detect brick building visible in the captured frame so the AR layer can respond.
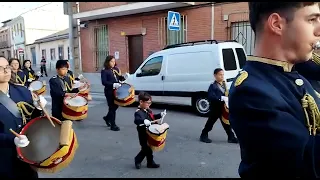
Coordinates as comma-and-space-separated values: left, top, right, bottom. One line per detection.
74, 2, 253, 73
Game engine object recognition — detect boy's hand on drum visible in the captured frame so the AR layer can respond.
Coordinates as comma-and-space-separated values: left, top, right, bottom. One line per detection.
67, 93, 77, 98
113, 83, 121, 89
144, 119, 151, 126
33, 95, 47, 110
14, 135, 30, 148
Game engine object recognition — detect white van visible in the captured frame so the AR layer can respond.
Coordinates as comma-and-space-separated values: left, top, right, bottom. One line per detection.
125, 40, 247, 116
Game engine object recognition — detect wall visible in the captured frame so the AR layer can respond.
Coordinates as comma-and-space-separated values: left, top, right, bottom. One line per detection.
80, 6, 212, 73
79, 2, 128, 12
26, 38, 69, 70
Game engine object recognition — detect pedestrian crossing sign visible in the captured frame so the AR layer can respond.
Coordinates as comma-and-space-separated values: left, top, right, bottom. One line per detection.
168, 11, 181, 31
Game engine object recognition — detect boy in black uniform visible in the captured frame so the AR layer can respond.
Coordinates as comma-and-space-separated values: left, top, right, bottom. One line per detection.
134, 92, 166, 169
49, 60, 84, 120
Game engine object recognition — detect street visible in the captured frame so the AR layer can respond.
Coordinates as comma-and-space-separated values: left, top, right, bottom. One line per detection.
37, 96, 240, 178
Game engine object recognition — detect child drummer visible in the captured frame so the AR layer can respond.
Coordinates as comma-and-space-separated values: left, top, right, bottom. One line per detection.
134, 91, 166, 169
49, 60, 85, 121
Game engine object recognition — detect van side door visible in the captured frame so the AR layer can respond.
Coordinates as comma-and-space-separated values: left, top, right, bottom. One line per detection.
134, 56, 165, 96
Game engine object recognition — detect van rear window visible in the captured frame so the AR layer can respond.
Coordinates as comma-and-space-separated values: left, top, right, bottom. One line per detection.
222, 49, 237, 71
235, 48, 246, 68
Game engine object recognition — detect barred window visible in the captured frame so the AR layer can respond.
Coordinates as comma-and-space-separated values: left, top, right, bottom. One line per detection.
158, 15, 187, 47
92, 25, 109, 71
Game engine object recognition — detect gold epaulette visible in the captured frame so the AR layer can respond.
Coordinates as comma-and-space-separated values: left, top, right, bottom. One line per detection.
234, 71, 248, 87
312, 52, 320, 65
17, 101, 35, 125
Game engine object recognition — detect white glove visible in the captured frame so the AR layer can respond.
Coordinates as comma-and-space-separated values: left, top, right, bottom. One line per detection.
221, 96, 228, 102
33, 95, 47, 110
14, 135, 30, 148
78, 74, 84, 80
144, 119, 151, 126
113, 83, 121, 89
161, 110, 167, 117
27, 79, 33, 82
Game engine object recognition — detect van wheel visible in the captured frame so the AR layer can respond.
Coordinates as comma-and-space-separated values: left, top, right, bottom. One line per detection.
192, 96, 210, 117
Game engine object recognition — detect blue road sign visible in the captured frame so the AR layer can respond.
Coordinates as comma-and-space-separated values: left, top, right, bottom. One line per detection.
168, 11, 181, 31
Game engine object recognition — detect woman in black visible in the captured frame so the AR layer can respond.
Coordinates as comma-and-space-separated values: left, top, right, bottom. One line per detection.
8, 58, 27, 86
101, 55, 126, 131
22, 60, 35, 87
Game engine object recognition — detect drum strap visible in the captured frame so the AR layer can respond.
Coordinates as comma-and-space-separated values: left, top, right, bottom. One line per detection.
0, 91, 22, 118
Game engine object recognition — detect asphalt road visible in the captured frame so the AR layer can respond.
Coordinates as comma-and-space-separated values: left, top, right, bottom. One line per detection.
37, 99, 241, 178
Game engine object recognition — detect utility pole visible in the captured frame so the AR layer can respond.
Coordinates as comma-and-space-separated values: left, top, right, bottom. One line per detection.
68, 2, 75, 72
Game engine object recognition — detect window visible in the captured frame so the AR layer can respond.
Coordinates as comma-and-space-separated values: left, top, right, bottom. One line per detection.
67, 47, 70, 60
222, 49, 237, 71
159, 15, 187, 47
139, 56, 163, 77
41, 49, 46, 59
13, 26, 16, 36
58, 46, 64, 60
20, 23, 23, 37
50, 48, 55, 60
235, 48, 246, 69
93, 25, 109, 71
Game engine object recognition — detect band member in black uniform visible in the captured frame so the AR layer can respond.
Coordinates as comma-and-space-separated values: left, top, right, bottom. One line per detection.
22, 60, 35, 87
229, 2, 320, 178
134, 92, 166, 169
200, 68, 238, 144
65, 60, 80, 86
49, 60, 83, 121
101, 55, 126, 131
295, 53, 320, 92
8, 58, 26, 86
0, 56, 44, 178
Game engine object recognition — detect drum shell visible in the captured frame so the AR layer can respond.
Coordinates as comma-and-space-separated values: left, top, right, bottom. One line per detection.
16, 116, 79, 173
62, 96, 88, 121
221, 104, 230, 125
114, 83, 135, 101
146, 129, 168, 152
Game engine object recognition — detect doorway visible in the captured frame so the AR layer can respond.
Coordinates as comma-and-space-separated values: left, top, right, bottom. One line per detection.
30, 47, 36, 64
128, 35, 143, 74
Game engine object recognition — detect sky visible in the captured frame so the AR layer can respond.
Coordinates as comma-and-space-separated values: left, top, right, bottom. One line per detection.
0, 2, 50, 24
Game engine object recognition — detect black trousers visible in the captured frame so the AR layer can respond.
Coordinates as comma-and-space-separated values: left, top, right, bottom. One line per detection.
135, 126, 153, 164
105, 92, 118, 126
0, 159, 38, 178
201, 103, 233, 137
40, 66, 47, 76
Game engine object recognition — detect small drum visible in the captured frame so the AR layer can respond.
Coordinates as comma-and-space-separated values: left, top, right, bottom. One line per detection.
29, 80, 46, 95
16, 116, 78, 173
146, 123, 169, 152
221, 103, 230, 125
62, 95, 88, 121
114, 83, 135, 107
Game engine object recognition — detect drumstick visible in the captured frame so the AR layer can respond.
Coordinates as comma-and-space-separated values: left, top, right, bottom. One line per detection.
36, 98, 55, 127
9, 128, 22, 139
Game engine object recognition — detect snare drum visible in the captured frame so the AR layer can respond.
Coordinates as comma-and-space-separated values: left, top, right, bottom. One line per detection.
114, 83, 135, 107
221, 103, 230, 125
29, 80, 46, 95
16, 116, 78, 173
146, 123, 169, 152
62, 95, 88, 121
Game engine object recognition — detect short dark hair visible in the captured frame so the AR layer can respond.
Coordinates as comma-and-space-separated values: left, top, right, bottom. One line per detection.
249, 2, 318, 35
9, 58, 21, 69
214, 68, 223, 75
103, 55, 115, 69
56, 60, 69, 69
138, 91, 152, 102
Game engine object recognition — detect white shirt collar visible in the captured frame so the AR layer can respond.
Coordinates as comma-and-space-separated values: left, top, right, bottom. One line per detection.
6, 84, 10, 97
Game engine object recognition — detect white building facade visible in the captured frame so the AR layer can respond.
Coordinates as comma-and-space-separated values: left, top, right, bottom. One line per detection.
5, 2, 69, 64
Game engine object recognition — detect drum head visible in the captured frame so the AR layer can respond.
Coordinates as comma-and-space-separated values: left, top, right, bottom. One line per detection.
29, 81, 43, 91
148, 124, 162, 134
65, 96, 87, 107
19, 117, 61, 163
115, 84, 132, 100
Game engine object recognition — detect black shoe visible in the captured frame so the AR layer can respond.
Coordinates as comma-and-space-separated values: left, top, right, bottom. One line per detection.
110, 125, 120, 131
135, 161, 141, 169
200, 134, 212, 143
147, 162, 160, 168
103, 116, 111, 127
228, 136, 239, 144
